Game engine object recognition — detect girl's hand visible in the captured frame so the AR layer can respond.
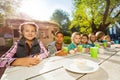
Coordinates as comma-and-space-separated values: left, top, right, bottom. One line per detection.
82, 48, 90, 53
74, 48, 79, 52
11, 57, 40, 67
33, 54, 40, 59
69, 49, 75, 54
55, 50, 68, 56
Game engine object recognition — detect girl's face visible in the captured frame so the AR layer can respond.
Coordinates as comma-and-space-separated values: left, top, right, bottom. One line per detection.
55, 33, 64, 44
90, 35, 96, 42
81, 36, 88, 44
99, 36, 105, 41
22, 24, 36, 41
73, 35, 80, 44
105, 37, 111, 42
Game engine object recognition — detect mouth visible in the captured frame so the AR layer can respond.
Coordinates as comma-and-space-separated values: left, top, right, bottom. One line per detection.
27, 36, 34, 38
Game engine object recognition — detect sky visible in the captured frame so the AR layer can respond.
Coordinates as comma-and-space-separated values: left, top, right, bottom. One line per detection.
19, 0, 73, 21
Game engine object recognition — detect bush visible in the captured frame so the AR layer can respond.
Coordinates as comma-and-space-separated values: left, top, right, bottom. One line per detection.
64, 36, 71, 44
5, 38, 13, 48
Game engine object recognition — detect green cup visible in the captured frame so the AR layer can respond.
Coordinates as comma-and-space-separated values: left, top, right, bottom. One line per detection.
95, 43, 100, 48
103, 42, 107, 48
90, 47, 98, 58
77, 45, 83, 52
62, 47, 68, 53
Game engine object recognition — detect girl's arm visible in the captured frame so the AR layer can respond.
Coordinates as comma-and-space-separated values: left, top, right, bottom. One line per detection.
0, 42, 17, 67
39, 41, 49, 60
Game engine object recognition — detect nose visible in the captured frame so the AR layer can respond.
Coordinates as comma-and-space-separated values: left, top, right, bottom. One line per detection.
28, 31, 33, 35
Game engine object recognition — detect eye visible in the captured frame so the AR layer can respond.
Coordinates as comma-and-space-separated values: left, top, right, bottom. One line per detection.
25, 30, 29, 32
32, 30, 36, 32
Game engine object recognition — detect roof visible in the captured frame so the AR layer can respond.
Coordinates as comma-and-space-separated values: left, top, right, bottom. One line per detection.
5, 19, 60, 29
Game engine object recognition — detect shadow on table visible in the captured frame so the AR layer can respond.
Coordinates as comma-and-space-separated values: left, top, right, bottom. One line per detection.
0, 67, 6, 79
98, 53, 120, 65
107, 57, 120, 65
65, 67, 108, 80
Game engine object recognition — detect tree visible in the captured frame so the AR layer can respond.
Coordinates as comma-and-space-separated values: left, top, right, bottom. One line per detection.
70, 0, 120, 34
50, 9, 71, 35
0, 0, 21, 27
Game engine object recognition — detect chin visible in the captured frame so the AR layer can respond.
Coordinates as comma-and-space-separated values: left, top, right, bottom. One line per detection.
26, 38, 35, 41
57, 42, 62, 44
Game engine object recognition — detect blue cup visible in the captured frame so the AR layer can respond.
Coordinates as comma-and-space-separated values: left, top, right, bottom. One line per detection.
115, 40, 119, 44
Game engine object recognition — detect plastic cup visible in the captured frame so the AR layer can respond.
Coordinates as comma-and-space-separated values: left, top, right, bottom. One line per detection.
77, 45, 83, 52
115, 40, 119, 44
90, 47, 98, 58
95, 43, 100, 48
62, 47, 68, 53
102, 40, 107, 48
103, 42, 107, 48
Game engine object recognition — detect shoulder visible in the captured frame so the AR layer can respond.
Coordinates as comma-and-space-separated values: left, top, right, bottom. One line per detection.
12, 41, 18, 46
38, 40, 44, 46
68, 43, 76, 48
48, 41, 56, 46
69, 43, 75, 46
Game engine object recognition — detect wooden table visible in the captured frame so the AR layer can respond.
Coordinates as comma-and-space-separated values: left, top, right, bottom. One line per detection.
1, 48, 120, 80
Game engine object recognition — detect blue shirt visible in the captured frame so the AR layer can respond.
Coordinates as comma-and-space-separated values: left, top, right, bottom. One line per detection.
68, 43, 80, 51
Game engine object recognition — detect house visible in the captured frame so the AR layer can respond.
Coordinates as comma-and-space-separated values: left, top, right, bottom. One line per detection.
0, 26, 13, 46
5, 19, 60, 47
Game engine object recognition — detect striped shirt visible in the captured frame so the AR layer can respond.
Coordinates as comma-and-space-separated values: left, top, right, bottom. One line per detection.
0, 41, 49, 67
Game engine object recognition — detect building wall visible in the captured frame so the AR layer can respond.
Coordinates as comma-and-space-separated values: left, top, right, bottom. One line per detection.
0, 38, 5, 46
5, 19, 59, 47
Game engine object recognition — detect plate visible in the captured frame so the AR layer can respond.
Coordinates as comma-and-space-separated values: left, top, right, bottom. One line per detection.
63, 59, 99, 73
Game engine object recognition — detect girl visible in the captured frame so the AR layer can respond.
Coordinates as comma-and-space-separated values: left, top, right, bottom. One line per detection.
48, 31, 68, 56
103, 35, 114, 46
81, 34, 89, 45
95, 31, 105, 42
81, 34, 90, 53
88, 33, 97, 47
0, 22, 49, 67
68, 32, 81, 54
89, 33, 97, 44
104, 35, 112, 42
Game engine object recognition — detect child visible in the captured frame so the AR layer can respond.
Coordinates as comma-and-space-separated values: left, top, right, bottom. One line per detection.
81, 34, 90, 53
48, 31, 68, 56
89, 33, 97, 44
68, 32, 81, 54
81, 34, 89, 45
104, 35, 114, 46
95, 31, 105, 42
88, 33, 97, 47
0, 22, 49, 67
104, 35, 112, 42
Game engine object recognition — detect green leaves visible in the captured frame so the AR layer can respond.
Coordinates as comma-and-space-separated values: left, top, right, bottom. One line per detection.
70, 0, 120, 33
0, 0, 22, 27
50, 9, 70, 35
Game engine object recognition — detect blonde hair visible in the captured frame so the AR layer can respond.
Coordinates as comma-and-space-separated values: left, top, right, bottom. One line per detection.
71, 32, 81, 43
104, 35, 110, 40
95, 31, 105, 40
19, 22, 39, 38
89, 33, 95, 38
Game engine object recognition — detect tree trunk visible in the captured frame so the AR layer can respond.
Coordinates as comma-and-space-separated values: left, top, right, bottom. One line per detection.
98, 0, 110, 33
91, 19, 97, 33
98, 22, 111, 34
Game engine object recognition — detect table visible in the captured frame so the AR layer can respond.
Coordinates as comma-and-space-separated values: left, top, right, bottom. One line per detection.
1, 48, 120, 80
